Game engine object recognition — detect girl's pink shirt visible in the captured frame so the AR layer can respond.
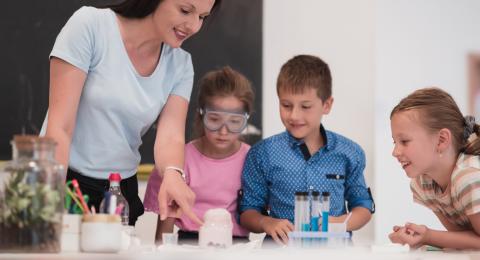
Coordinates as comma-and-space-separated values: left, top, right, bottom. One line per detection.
143, 141, 250, 237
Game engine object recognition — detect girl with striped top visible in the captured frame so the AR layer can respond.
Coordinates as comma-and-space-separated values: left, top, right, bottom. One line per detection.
389, 87, 480, 249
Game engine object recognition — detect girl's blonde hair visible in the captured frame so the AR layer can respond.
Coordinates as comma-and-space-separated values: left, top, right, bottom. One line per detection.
390, 87, 480, 155
193, 66, 255, 138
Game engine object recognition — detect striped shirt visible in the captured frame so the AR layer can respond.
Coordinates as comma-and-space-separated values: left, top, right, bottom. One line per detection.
411, 153, 480, 228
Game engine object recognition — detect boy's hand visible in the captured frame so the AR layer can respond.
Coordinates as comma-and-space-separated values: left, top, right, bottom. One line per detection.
388, 223, 429, 248
260, 216, 294, 245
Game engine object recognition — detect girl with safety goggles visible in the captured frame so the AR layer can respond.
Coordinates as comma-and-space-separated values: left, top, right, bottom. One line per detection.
144, 66, 255, 243
199, 108, 249, 133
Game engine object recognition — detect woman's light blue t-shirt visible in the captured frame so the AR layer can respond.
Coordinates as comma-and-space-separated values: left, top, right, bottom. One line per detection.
41, 6, 194, 179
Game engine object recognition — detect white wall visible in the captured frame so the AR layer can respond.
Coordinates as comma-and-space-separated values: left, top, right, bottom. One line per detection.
374, 0, 480, 242
263, 0, 376, 241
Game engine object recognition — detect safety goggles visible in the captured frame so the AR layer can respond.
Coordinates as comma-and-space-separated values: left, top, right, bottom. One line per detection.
199, 108, 249, 133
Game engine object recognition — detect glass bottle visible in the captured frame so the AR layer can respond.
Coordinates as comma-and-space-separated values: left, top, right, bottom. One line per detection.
199, 208, 233, 248
0, 135, 65, 253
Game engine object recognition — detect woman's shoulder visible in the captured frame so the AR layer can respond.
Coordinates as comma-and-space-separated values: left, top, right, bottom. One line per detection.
161, 45, 192, 65
71, 6, 109, 21
63, 6, 110, 34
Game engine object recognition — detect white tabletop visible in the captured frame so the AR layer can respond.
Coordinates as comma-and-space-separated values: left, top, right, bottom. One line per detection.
1, 243, 479, 260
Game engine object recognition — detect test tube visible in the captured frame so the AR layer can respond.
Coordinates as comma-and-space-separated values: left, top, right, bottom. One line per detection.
301, 192, 310, 231
310, 191, 320, 231
294, 191, 303, 231
321, 192, 330, 232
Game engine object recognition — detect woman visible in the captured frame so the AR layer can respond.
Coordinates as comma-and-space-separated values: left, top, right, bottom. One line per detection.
42, 0, 221, 225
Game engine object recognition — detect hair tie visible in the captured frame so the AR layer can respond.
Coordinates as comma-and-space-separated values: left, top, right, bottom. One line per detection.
464, 115, 476, 141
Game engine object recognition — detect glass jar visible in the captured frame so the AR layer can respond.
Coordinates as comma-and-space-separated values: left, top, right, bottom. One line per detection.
0, 135, 65, 253
198, 208, 233, 248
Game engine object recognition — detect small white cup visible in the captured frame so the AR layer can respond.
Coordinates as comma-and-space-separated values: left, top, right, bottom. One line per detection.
61, 214, 82, 252
162, 233, 178, 246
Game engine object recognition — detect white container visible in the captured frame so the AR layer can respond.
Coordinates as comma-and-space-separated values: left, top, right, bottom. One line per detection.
199, 208, 233, 248
61, 214, 81, 252
80, 214, 122, 253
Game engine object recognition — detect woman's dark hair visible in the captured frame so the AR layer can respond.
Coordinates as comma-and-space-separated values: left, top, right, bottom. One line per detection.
105, 0, 222, 19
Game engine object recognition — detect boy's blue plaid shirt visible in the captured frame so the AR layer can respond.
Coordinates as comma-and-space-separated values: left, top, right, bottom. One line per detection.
240, 125, 374, 222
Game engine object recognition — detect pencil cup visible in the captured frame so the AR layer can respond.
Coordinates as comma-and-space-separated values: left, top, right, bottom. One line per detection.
80, 214, 122, 253
61, 214, 81, 252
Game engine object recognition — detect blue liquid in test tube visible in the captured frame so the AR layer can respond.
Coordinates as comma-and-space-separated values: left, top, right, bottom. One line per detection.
321, 192, 330, 232
311, 191, 320, 231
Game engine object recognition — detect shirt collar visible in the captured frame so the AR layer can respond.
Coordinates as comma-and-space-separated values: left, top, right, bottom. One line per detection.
286, 124, 334, 151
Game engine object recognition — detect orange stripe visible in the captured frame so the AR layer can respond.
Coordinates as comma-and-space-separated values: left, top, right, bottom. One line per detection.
463, 198, 480, 215
452, 167, 479, 187
457, 182, 480, 203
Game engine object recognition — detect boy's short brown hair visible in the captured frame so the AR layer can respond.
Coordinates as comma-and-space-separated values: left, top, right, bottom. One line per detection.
276, 55, 332, 101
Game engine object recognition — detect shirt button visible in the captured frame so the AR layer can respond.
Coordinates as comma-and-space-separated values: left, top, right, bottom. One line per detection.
336, 175, 340, 180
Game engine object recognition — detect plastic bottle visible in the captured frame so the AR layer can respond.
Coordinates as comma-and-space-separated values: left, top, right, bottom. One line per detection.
100, 173, 129, 225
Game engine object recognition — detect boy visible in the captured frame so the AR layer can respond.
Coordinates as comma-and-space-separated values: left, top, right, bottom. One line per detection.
239, 55, 374, 244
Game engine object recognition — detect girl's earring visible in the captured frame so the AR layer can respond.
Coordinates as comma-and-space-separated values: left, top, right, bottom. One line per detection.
438, 150, 443, 158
